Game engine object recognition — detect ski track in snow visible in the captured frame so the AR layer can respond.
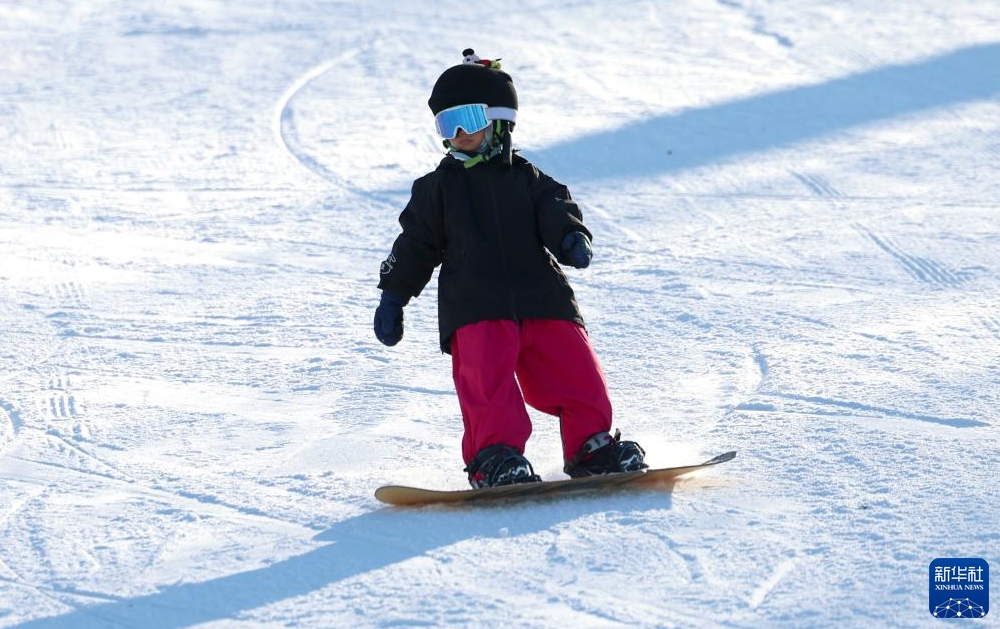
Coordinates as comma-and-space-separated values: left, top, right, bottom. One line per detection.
717, 0, 795, 49
0, 399, 22, 456
748, 556, 799, 610
854, 223, 975, 289
788, 170, 846, 199
273, 47, 364, 182
736, 392, 987, 428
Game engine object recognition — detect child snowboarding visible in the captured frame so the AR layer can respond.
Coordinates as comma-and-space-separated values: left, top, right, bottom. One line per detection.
374, 49, 646, 488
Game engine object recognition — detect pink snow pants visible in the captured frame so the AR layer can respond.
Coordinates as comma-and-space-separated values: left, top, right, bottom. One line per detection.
451, 319, 613, 464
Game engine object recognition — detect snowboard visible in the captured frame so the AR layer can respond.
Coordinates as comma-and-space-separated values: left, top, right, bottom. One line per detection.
375, 450, 736, 507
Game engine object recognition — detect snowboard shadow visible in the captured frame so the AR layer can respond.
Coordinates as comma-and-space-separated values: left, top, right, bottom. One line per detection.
11, 489, 672, 628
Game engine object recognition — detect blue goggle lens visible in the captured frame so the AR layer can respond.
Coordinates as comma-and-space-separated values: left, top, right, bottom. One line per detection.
434, 104, 490, 139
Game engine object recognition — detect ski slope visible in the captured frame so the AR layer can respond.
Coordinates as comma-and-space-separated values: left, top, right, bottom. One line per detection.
1, 1, 998, 627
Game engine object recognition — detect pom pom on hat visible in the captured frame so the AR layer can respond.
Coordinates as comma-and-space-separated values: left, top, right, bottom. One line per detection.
462, 48, 500, 68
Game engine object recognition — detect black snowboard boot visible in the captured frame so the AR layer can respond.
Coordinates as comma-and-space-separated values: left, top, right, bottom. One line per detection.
564, 429, 648, 478
465, 444, 542, 489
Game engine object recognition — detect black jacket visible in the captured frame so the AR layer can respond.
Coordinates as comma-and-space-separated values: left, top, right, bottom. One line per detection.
378, 153, 591, 353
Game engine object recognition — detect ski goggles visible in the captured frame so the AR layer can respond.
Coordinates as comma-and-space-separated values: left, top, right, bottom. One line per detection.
434, 103, 491, 139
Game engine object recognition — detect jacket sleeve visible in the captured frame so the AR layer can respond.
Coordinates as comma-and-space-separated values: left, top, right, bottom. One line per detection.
377, 175, 445, 299
526, 163, 593, 264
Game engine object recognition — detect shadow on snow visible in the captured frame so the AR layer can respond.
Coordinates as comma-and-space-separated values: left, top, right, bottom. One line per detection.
14, 490, 672, 628
525, 43, 1000, 180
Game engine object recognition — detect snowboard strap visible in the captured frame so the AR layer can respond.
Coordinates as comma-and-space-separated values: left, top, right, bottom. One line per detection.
568, 429, 621, 466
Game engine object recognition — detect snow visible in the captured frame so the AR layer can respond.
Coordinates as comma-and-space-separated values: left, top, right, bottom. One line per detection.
1, 0, 998, 626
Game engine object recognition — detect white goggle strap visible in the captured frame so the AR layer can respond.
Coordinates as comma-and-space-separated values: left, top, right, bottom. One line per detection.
485, 106, 517, 123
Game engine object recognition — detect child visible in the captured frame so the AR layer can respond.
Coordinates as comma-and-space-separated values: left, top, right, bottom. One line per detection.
374, 49, 646, 488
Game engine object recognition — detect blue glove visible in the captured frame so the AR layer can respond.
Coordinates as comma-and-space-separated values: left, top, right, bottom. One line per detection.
374, 291, 408, 346
560, 231, 592, 269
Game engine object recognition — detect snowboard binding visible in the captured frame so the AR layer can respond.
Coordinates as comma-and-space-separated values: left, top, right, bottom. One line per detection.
465, 443, 542, 488
564, 429, 648, 478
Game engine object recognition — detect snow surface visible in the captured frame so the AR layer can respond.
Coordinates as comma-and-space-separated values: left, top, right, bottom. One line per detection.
1, 1, 999, 627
